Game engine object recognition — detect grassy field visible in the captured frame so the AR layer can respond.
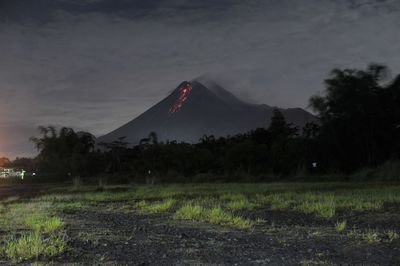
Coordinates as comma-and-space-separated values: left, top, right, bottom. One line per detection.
0, 182, 400, 265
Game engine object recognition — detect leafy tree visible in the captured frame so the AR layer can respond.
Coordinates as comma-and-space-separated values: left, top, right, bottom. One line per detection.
309, 64, 400, 172
267, 109, 298, 176
30, 126, 98, 179
5, 157, 35, 171
98, 137, 129, 174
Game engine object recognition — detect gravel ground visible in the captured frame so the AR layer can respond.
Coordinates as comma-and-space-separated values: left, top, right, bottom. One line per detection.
52, 204, 400, 266
1, 185, 399, 266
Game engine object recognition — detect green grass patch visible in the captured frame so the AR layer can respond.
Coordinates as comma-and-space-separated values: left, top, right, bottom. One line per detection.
67, 182, 400, 219
175, 204, 253, 230
361, 229, 381, 244
226, 198, 258, 210
294, 193, 336, 218
83, 191, 136, 202
348, 228, 397, 244
1, 182, 400, 263
384, 230, 399, 243
0, 198, 67, 263
51, 202, 85, 213
206, 207, 253, 230
4, 233, 67, 262
256, 193, 295, 210
335, 220, 347, 232
175, 204, 204, 220
25, 214, 64, 234
220, 193, 246, 201
136, 199, 176, 214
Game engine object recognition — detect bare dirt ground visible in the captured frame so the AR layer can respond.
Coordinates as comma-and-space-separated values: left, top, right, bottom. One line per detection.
55, 205, 400, 266
1, 184, 399, 266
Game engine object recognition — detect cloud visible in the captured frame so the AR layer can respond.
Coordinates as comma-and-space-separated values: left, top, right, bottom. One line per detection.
0, 0, 400, 158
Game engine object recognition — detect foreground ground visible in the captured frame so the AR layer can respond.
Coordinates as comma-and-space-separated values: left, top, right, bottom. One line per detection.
0, 182, 399, 265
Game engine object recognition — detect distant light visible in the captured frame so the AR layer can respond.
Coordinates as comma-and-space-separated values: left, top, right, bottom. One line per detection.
32, 172, 36, 176
312, 162, 317, 168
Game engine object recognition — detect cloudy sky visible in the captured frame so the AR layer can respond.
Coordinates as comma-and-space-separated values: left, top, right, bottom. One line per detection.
1, 0, 400, 158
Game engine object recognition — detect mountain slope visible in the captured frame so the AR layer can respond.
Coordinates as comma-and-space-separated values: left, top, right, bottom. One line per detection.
98, 80, 317, 144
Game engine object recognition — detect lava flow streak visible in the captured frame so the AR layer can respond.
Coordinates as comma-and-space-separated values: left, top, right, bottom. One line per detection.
169, 83, 193, 114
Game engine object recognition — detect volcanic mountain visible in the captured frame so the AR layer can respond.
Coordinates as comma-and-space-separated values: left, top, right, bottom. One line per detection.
98, 80, 316, 145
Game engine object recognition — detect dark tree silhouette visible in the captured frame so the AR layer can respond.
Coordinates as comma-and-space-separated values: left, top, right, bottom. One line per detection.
309, 64, 400, 172
31, 126, 99, 180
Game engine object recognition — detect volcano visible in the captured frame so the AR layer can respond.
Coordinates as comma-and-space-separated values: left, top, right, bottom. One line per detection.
98, 80, 316, 145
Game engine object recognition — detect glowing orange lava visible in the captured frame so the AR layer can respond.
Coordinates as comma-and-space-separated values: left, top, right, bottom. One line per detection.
169, 83, 192, 113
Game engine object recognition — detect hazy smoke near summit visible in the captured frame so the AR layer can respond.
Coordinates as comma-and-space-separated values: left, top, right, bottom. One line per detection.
1, 0, 400, 157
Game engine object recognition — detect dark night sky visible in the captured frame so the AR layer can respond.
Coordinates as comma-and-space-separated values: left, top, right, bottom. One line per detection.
1, 0, 400, 158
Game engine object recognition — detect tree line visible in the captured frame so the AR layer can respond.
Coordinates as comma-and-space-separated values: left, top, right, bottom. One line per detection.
5, 64, 400, 182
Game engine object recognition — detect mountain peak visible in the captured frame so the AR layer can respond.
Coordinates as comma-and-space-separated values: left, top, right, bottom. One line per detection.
98, 79, 317, 145
168, 80, 243, 115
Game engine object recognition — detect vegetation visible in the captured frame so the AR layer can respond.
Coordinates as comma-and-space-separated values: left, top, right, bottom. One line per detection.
55, 182, 400, 219
309, 64, 400, 173
175, 204, 205, 221
136, 199, 176, 214
28, 126, 102, 180
7, 63, 396, 184
226, 198, 258, 210
361, 229, 381, 244
1, 62, 400, 263
43, 182, 397, 218
5, 233, 67, 262
0, 200, 67, 263
1, 182, 399, 264
335, 220, 347, 232
204, 207, 253, 230
52, 202, 84, 213
25, 214, 64, 234
345, 227, 400, 244
384, 230, 399, 243
175, 204, 253, 230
